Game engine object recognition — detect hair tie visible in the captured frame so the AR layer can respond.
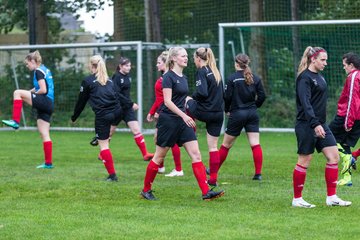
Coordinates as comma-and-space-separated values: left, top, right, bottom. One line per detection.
310, 49, 325, 59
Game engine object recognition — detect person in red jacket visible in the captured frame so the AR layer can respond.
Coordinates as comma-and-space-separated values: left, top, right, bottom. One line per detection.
147, 51, 184, 177
329, 52, 360, 186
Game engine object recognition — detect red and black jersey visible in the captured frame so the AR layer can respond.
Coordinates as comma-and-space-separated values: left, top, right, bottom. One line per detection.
148, 76, 164, 115
71, 74, 121, 121
192, 66, 224, 112
336, 70, 360, 130
296, 69, 327, 128
224, 70, 266, 113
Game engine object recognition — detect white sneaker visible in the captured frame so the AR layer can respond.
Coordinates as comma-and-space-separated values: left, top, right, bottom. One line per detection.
158, 167, 165, 174
326, 195, 352, 207
165, 169, 184, 177
292, 197, 316, 208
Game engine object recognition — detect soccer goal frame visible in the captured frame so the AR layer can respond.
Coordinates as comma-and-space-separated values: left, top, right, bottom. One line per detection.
0, 41, 210, 133
219, 19, 360, 81
0, 41, 162, 132
218, 19, 360, 132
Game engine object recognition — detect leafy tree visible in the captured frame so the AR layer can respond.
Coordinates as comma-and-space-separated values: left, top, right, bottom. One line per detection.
0, 1, 27, 34
310, 0, 360, 19
0, 0, 112, 41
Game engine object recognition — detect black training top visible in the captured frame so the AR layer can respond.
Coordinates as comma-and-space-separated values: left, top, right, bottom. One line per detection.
112, 71, 133, 110
296, 68, 328, 128
192, 66, 224, 112
161, 70, 189, 116
71, 74, 120, 121
224, 70, 266, 112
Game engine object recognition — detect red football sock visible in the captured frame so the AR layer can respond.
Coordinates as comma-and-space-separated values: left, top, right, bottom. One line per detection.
171, 144, 182, 171
218, 145, 230, 169
159, 162, 164, 168
134, 133, 148, 157
12, 99, 23, 123
100, 149, 116, 175
209, 150, 220, 184
293, 164, 307, 198
192, 162, 209, 195
352, 148, 360, 159
251, 144, 263, 175
43, 141, 52, 165
325, 163, 338, 196
143, 160, 159, 192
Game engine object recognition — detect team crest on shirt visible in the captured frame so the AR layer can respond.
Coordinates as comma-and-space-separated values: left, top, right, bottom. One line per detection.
121, 78, 124, 84
176, 80, 180, 83
311, 78, 318, 86
196, 80, 201, 86
80, 86, 83, 92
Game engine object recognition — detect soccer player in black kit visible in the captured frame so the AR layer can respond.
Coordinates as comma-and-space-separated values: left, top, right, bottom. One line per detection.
140, 47, 224, 201
329, 52, 360, 186
292, 46, 351, 208
71, 55, 121, 182
90, 57, 154, 161
216, 54, 266, 182
186, 47, 224, 186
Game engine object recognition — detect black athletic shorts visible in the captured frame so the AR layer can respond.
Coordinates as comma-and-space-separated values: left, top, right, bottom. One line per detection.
113, 107, 137, 125
186, 99, 224, 137
31, 93, 54, 122
295, 121, 336, 154
95, 108, 122, 140
329, 115, 360, 147
156, 113, 197, 147
225, 108, 259, 137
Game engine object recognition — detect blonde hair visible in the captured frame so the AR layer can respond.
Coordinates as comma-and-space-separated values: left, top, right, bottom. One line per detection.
158, 51, 169, 73
158, 51, 169, 63
166, 47, 185, 70
25, 50, 42, 65
194, 47, 221, 85
297, 46, 326, 76
235, 54, 253, 85
90, 55, 109, 86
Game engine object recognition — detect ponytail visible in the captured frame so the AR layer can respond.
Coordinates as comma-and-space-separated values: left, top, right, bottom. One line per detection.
297, 46, 326, 76
25, 50, 42, 65
194, 47, 221, 85
235, 54, 253, 85
158, 51, 169, 73
90, 55, 109, 86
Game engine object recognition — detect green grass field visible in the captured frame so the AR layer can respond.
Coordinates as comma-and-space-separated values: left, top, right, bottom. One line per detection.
1, 130, 359, 240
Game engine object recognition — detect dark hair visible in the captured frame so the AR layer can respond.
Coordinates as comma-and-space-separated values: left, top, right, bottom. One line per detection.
119, 57, 130, 65
235, 53, 253, 85
116, 57, 131, 72
343, 52, 360, 69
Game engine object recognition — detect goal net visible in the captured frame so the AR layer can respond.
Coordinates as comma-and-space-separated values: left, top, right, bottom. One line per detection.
219, 19, 360, 128
0, 42, 208, 133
